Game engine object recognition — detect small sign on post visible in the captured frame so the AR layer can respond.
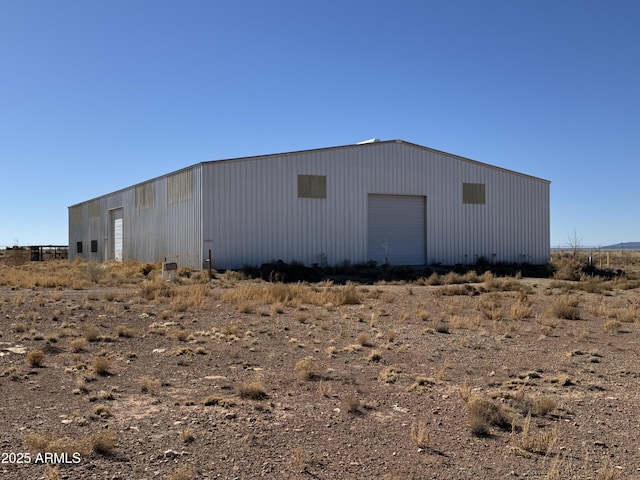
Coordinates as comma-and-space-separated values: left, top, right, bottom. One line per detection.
162, 260, 178, 282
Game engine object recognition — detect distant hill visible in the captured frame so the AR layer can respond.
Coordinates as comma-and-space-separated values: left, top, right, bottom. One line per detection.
601, 242, 640, 250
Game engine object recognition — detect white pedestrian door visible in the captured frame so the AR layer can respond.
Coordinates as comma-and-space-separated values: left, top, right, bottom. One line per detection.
367, 194, 426, 265
111, 208, 123, 261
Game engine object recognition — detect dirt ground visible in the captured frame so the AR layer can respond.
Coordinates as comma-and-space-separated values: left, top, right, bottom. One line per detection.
1, 257, 639, 480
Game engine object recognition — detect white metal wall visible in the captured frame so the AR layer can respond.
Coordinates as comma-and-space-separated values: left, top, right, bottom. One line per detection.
69, 141, 549, 270
68, 165, 204, 269
201, 141, 550, 269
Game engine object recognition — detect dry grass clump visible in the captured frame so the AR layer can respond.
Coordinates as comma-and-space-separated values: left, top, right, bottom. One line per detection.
26, 349, 44, 367
11, 322, 27, 333
511, 413, 558, 456
603, 319, 623, 335
511, 294, 533, 320
170, 328, 191, 341
342, 392, 363, 414
434, 284, 475, 296
24, 433, 85, 455
90, 430, 118, 455
294, 357, 318, 381
552, 256, 583, 281
461, 391, 514, 436
379, 367, 400, 384
139, 276, 174, 301
24, 428, 118, 455
410, 421, 431, 449
115, 325, 137, 338
170, 283, 210, 311
180, 428, 195, 444
236, 380, 267, 400
82, 325, 100, 342
478, 293, 504, 321
483, 274, 526, 293
357, 332, 374, 347
92, 357, 111, 376
93, 404, 112, 418
139, 376, 161, 394
70, 337, 88, 352
550, 295, 580, 320
533, 396, 556, 416
222, 281, 361, 310
439, 271, 478, 285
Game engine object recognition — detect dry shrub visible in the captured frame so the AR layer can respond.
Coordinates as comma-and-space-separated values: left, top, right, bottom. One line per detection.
333, 283, 361, 305
379, 367, 400, 384
170, 328, 191, 341
478, 293, 504, 321
465, 395, 513, 436
83, 326, 100, 342
434, 284, 475, 296
551, 296, 580, 320
441, 272, 467, 285
603, 319, 622, 335
534, 396, 556, 416
24, 434, 85, 455
93, 404, 112, 418
92, 357, 111, 376
223, 281, 361, 310
115, 325, 136, 338
511, 295, 533, 320
11, 322, 27, 333
91, 430, 118, 455
553, 257, 582, 281
410, 421, 431, 449
357, 332, 374, 347
180, 428, 195, 444
294, 357, 317, 381
484, 275, 525, 293
26, 350, 44, 367
139, 277, 174, 301
342, 393, 362, 414
512, 414, 558, 456
236, 380, 267, 400
366, 350, 382, 363
170, 283, 209, 311
139, 376, 161, 394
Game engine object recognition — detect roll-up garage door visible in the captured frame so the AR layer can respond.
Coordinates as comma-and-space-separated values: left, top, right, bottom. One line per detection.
367, 195, 426, 265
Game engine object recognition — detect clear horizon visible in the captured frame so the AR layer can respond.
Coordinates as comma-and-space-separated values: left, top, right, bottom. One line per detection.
1, 1, 639, 249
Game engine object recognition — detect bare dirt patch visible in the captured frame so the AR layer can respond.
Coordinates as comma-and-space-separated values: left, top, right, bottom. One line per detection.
1, 259, 639, 479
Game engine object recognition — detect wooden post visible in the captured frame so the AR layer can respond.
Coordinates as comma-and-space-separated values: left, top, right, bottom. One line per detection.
208, 249, 213, 280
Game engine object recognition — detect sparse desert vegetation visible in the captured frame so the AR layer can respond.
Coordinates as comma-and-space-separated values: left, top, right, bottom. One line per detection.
0, 251, 639, 478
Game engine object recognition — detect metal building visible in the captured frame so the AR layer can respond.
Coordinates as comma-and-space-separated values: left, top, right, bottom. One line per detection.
68, 140, 550, 269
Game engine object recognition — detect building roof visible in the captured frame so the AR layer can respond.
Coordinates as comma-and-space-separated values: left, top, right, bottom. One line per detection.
69, 139, 549, 208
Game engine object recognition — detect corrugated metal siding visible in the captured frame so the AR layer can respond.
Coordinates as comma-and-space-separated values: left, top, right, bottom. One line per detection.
367, 195, 426, 265
71, 141, 548, 270
69, 165, 203, 269
202, 141, 549, 269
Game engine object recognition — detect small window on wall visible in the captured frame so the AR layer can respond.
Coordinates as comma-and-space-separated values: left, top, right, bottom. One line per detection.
463, 183, 485, 205
76, 241, 83, 254
298, 175, 327, 199
91, 240, 98, 253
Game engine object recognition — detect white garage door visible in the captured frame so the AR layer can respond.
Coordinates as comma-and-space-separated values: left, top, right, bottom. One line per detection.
367, 195, 426, 265
111, 208, 123, 262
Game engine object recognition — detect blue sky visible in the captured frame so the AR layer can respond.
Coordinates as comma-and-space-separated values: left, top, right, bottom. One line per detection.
1, 0, 638, 249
